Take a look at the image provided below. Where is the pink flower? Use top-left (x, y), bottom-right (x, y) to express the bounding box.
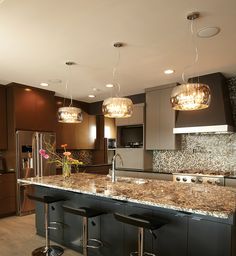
top-left (43, 154), bottom-right (49, 159)
top-left (63, 151), bottom-right (71, 156)
top-left (39, 149), bottom-right (46, 156)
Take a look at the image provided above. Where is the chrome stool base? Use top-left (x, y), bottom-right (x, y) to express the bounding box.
top-left (32, 245), bottom-right (64, 256)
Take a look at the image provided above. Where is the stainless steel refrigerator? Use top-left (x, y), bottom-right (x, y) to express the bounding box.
top-left (16, 130), bottom-right (56, 216)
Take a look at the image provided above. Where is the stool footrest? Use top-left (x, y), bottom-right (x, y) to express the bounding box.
top-left (48, 221), bottom-right (65, 230)
top-left (86, 238), bottom-right (103, 249)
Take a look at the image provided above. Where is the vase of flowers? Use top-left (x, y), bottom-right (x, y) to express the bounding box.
top-left (39, 143), bottom-right (83, 179)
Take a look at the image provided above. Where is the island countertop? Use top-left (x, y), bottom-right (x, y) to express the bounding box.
top-left (18, 173), bottom-right (236, 219)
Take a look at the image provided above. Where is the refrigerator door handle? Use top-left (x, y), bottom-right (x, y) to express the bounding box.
top-left (32, 133), bottom-right (37, 177)
top-left (33, 132), bottom-right (41, 177)
top-left (39, 133), bottom-right (43, 177)
top-left (16, 131), bottom-right (20, 179)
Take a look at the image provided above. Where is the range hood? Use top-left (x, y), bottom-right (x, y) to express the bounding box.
top-left (173, 72), bottom-right (235, 134)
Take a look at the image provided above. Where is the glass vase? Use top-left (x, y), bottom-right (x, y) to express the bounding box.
top-left (62, 162), bottom-right (71, 179)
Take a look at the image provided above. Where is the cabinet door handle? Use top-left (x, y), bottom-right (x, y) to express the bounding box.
top-left (191, 216), bottom-right (202, 221)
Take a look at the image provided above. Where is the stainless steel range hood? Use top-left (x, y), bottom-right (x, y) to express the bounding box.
top-left (173, 72), bottom-right (235, 134)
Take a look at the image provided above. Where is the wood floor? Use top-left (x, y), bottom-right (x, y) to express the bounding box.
top-left (0, 214), bottom-right (81, 256)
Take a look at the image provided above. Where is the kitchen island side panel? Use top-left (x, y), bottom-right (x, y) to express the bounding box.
top-left (34, 185), bottom-right (235, 256)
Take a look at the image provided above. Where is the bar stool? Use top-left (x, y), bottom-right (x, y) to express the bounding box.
top-left (62, 205), bottom-right (105, 256)
top-left (28, 194), bottom-right (65, 256)
top-left (114, 213), bottom-right (167, 256)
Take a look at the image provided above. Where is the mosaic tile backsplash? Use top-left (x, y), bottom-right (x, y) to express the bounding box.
top-left (57, 150), bottom-right (93, 165)
top-left (153, 77), bottom-right (236, 173)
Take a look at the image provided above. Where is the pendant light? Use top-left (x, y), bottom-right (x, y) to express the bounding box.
top-left (102, 42), bottom-right (133, 118)
top-left (58, 62), bottom-right (83, 123)
top-left (170, 12), bottom-right (211, 111)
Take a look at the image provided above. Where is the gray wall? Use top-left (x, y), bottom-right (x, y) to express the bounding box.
top-left (153, 77), bottom-right (236, 173)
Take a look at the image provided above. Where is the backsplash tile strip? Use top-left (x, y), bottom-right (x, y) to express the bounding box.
top-left (153, 77), bottom-right (236, 173)
top-left (56, 150), bottom-right (93, 165)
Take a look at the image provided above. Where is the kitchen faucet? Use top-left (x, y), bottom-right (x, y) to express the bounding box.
top-left (111, 153), bottom-right (123, 183)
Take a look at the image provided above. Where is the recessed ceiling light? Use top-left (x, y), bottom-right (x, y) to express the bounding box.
top-left (197, 27), bottom-right (220, 38)
top-left (40, 82), bottom-right (49, 87)
top-left (24, 88), bottom-right (32, 92)
top-left (88, 94), bottom-right (96, 98)
top-left (92, 88), bottom-right (101, 92)
top-left (164, 69), bottom-right (175, 75)
top-left (106, 84), bottom-right (114, 88)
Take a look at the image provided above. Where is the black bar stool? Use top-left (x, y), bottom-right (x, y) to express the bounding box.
top-left (114, 213), bottom-right (167, 256)
top-left (62, 205), bottom-right (105, 256)
top-left (28, 194), bottom-right (65, 256)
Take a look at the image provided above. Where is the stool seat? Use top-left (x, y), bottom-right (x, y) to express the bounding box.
top-left (27, 194), bottom-right (65, 204)
top-left (114, 213), bottom-right (167, 230)
top-left (62, 205), bottom-right (104, 218)
top-left (63, 205), bottom-right (105, 256)
top-left (114, 213), bottom-right (168, 256)
top-left (27, 194), bottom-right (65, 256)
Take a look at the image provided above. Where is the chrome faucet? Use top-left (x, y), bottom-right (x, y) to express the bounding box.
top-left (111, 153), bottom-right (123, 183)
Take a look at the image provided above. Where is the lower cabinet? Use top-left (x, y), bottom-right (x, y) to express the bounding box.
top-left (153, 210), bottom-right (188, 256)
top-left (0, 172), bottom-right (16, 217)
top-left (188, 217), bottom-right (232, 256)
top-left (34, 187), bottom-right (235, 256)
top-left (99, 199), bottom-right (125, 256)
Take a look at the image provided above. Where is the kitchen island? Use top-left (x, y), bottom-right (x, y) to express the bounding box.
top-left (18, 173), bottom-right (236, 256)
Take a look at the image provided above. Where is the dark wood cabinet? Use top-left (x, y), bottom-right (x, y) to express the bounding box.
top-left (0, 86), bottom-right (7, 149)
top-left (8, 84), bottom-right (56, 132)
top-left (0, 172), bottom-right (16, 217)
top-left (55, 97), bottom-right (96, 149)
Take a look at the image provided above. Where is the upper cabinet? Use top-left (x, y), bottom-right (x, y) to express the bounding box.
top-left (145, 83), bottom-right (179, 150)
top-left (115, 103), bottom-right (144, 126)
top-left (55, 97), bottom-right (96, 149)
top-left (0, 85), bottom-right (7, 150)
top-left (104, 117), bottom-right (116, 139)
top-left (7, 84), bottom-right (56, 132)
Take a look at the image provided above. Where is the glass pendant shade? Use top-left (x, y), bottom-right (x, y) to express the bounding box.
top-left (102, 97), bottom-right (133, 118)
top-left (58, 107), bottom-right (83, 123)
top-left (170, 83), bottom-right (211, 111)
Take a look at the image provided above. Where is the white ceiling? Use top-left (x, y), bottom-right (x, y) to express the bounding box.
top-left (0, 0), bottom-right (235, 102)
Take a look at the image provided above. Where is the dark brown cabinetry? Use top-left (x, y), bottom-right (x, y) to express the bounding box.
top-left (0, 172), bottom-right (16, 217)
top-left (0, 86), bottom-right (7, 149)
top-left (55, 97), bottom-right (96, 149)
top-left (7, 84), bottom-right (56, 132)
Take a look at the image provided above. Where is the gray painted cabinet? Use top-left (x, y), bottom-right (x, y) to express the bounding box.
top-left (145, 83), bottom-right (179, 150)
top-left (188, 217), bottom-right (232, 256)
top-left (34, 186), bottom-right (236, 256)
top-left (115, 103), bottom-right (144, 126)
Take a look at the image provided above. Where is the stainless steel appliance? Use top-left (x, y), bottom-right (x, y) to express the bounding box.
top-left (107, 138), bottom-right (117, 149)
top-left (16, 130), bottom-right (56, 215)
top-left (173, 170), bottom-right (228, 186)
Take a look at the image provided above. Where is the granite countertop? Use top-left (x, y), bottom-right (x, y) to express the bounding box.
top-left (18, 173), bottom-right (236, 219)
